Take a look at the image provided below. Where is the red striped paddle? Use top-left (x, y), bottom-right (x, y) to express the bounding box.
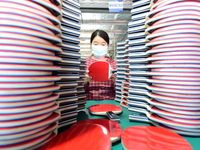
top-left (121, 126), bottom-right (193, 150)
top-left (88, 104), bottom-right (122, 122)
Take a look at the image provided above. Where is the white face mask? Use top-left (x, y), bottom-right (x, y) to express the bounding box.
top-left (92, 45), bottom-right (108, 58)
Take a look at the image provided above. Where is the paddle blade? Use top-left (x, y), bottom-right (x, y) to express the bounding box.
top-left (88, 61), bottom-right (110, 81)
top-left (38, 123), bottom-right (111, 150)
top-left (122, 126), bottom-right (193, 150)
top-left (88, 104), bottom-right (122, 115)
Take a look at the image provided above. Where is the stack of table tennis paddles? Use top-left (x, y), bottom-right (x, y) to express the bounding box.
top-left (54, 0), bottom-right (82, 129)
top-left (115, 40), bottom-right (130, 108)
top-left (126, 0), bottom-right (200, 136)
top-left (0, 0), bottom-right (83, 149)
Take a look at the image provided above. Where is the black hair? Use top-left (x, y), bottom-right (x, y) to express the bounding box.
top-left (90, 29), bottom-right (109, 45)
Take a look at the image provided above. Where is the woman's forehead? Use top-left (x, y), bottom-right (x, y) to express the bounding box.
top-left (92, 36), bottom-right (107, 43)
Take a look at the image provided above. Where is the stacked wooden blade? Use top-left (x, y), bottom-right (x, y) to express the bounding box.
top-left (77, 58), bottom-right (87, 110)
top-left (115, 40), bottom-right (130, 108)
top-left (127, 0), bottom-right (151, 111)
top-left (55, 0), bottom-right (81, 129)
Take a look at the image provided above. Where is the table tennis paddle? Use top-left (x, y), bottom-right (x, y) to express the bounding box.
top-left (0, 26), bottom-right (61, 44)
top-left (0, 94), bottom-right (58, 107)
top-left (130, 63), bottom-right (200, 70)
top-left (0, 39), bottom-right (62, 52)
top-left (129, 49), bottom-right (199, 62)
top-left (129, 106), bottom-right (200, 129)
top-left (128, 92), bottom-right (200, 111)
top-left (1, 0), bottom-right (61, 16)
top-left (0, 50), bottom-right (61, 62)
top-left (0, 103), bottom-right (58, 121)
top-left (0, 122), bottom-right (57, 146)
top-left (0, 112), bottom-right (59, 135)
top-left (88, 104), bottom-right (122, 122)
top-left (148, 7), bottom-right (200, 21)
top-left (0, 32), bottom-right (52, 45)
top-left (127, 69), bottom-right (200, 76)
top-left (0, 132), bottom-right (56, 150)
top-left (146, 20), bottom-right (200, 34)
top-left (146, 36), bottom-right (200, 47)
top-left (0, 81), bottom-right (54, 89)
top-left (0, 1), bottom-right (60, 25)
top-left (37, 123), bottom-right (111, 150)
top-left (121, 126), bottom-right (193, 150)
top-left (148, 5), bottom-right (200, 21)
top-left (61, 8), bottom-right (80, 22)
top-left (152, 50), bottom-right (200, 56)
top-left (27, 0), bottom-right (61, 16)
top-left (151, 1), bottom-right (200, 13)
top-left (147, 8), bottom-right (200, 24)
top-left (0, 69), bottom-right (52, 77)
top-left (0, 85), bottom-right (60, 96)
top-left (0, 76), bottom-right (61, 83)
top-left (129, 113), bottom-right (200, 136)
top-left (0, 112), bottom-right (53, 128)
top-left (129, 87), bottom-right (200, 103)
top-left (0, 122), bottom-right (56, 141)
top-left (147, 46), bottom-right (200, 55)
top-left (0, 63), bottom-right (61, 71)
top-left (0, 45), bottom-right (55, 55)
top-left (129, 81), bottom-right (200, 95)
top-left (128, 100), bottom-right (200, 119)
top-left (71, 119), bottom-right (122, 143)
top-left (62, 2), bottom-right (81, 15)
top-left (129, 93), bottom-right (200, 107)
top-left (63, 0), bottom-right (80, 9)
top-left (0, 7), bottom-right (59, 27)
top-left (0, 57), bottom-right (53, 65)
top-left (88, 61), bottom-right (111, 82)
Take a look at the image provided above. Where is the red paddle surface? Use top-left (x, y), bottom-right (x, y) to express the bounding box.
top-left (71, 119), bottom-right (122, 142)
top-left (88, 104), bottom-right (122, 115)
top-left (38, 123), bottom-right (111, 150)
top-left (122, 126), bottom-right (193, 150)
top-left (88, 61), bottom-right (110, 81)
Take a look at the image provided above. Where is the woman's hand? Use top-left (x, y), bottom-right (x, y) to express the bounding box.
top-left (113, 72), bottom-right (117, 79)
top-left (84, 74), bottom-right (92, 84)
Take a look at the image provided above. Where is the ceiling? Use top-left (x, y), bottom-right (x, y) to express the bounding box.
top-left (79, 0), bottom-right (132, 58)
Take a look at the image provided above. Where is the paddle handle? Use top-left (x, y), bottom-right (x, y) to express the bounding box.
top-left (128, 101), bottom-right (150, 108)
top-left (128, 94), bottom-right (151, 102)
top-left (130, 82), bottom-right (150, 89)
top-left (106, 111), bottom-right (120, 122)
top-left (130, 77), bottom-right (149, 84)
top-left (129, 88), bottom-right (150, 96)
top-left (129, 58), bottom-right (148, 63)
top-left (111, 70), bottom-right (117, 74)
top-left (129, 113), bottom-right (150, 123)
top-left (128, 107), bottom-right (151, 115)
top-left (129, 113), bottom-right (159, 127)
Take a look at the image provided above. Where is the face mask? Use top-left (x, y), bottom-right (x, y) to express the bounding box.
top-left (92, 45), bottom-right (108, 58)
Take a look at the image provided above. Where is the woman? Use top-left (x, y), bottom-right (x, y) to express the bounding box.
top-left (84, 29), bottom-right (117, 100)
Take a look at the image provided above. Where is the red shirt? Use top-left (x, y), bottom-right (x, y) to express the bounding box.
top-left (85, 56), bottom-right (117, 100)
